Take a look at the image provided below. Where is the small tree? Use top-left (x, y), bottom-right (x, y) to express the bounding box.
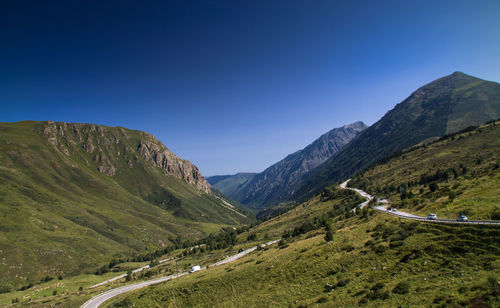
top-left (278, 239), bottom-right (288, 249)
top-left (325, 224), bottom-right (334, 242)
top-left (125, 270), bottom-right (133, 282)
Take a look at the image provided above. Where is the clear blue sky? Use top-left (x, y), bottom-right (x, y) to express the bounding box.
top-left (1, 1), bottom-right (499, 176)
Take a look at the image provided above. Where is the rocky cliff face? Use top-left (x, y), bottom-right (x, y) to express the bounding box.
top-left (215, 121), bottom-right (367, 209)
top-left (136, 133), bottom-right (211, 193)
top-left (41, 121), bottom-right (211, 193)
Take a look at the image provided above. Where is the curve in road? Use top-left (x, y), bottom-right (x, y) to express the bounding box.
top-left (340, 179), bottom-right (500, 226)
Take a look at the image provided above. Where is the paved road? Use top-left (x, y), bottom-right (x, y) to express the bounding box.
top-left (81, 239), bottom-right (280, 308)
top-left (340, 179), bottom-right (373, 209)
top-left (88, 257), bottom-right (172, 289)
top-left (340, 179), bottom-right (500, 225)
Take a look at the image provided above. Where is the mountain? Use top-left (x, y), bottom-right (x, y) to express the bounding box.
top-left (207, 173), bottom-right (257, 197)
top-left (213, 122), bottom-right (367, 209)
top-left (348, 119), bottom-right (500, 219)
top-left (293, 72), bottom-right (500, 202)
top-left (105, 121), bottom-right (500, 308)
top-left (0, 121), bottom-right (249, 288)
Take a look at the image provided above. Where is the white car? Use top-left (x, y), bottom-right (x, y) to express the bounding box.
top-left (391, 208), bottom-right (397, 212)
top-left (427, 213), bottom-right (437, 220)
top-left (189, 265), bottom-right (201, 273)
top-left (456, 215), bottom-right (468, 222)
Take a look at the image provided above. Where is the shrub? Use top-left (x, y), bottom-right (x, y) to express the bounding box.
top-left (392, 281), bottom-right (410, 294)
top-left (341, 244), bottom-right (355, 252)
top-left (371, 282), bottom-right (385, 291)
top-left (374, 245), bottom-right (386, 254)
top-left (0, 285), bottom-right (10, 294)
top-left (247, 233), bottom-right (257, 241)
top-left (278, 239), bottom-right (288, 249)
top-left (366, 290), bottom-right (390, 300)
top-left (317, 296), bottom-right (329, 303)
top-left (336, 279), bottom-right (350, 288)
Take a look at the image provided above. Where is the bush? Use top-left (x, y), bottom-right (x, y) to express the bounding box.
top-left (366, 289), bottom-right (390, 300)
top-left (374, 245), bottom-right (386, 254)
top-left (371, 282), bottom-right (385, 291)
top-left (317, 296), bottom-right (329, 303)
top-left (392, 281), bottom-right (410, 294)
top-left (341, 244), bottom-right (355, 252)
top-left (491, 211), bottom-right (500, 220)
top-left (278, 239), bottom-right (288, 249)
top-left (0, 285), bottom-right (11, 294)
top-left (336, 279), bottom-right (350, 288)
top-left (247, 233), bottom-right (257, 241)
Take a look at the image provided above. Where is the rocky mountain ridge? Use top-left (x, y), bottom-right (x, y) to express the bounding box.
top-left (292, 71), bottom-right (500, 202)
top-left (210, 121), bottom-right (367, 209)
top-left (41, 121), bottom-right (211, 193)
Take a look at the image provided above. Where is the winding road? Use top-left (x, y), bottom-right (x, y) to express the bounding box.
top-left (81, 239), bottom-right (279, 308)
top-left (340, 179), bottom-right (500, 225)
top-left (82, 179), bottom-right (498, 307)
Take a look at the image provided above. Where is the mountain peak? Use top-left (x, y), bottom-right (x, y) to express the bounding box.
top-left (343, 121), bottom-right (368, 130)
top-left (435, 71), bottom-right (482, 85)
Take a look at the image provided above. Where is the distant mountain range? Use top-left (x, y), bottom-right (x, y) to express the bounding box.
top-left (211, 72), bottom-right (500, 212)
top-left (292, 72), bottom-right (500, 202)
top-left (0, 121), bottom-right (249, 287)
top-left (207, 173), bottom-right (257, 197)
top-left (207, 121), bottom-right (367, 209)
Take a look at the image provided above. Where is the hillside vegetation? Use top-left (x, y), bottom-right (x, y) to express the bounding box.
top-left (107, 206), bottom-right (499, 307)
top-left (294, 72), bottom-right (500, 202)
top-left (104, 118), bottom-right (500, 308)
top-left (0, 121), bottom-right (249, 291)
top-left (350, 120), bottom-right (500, 220)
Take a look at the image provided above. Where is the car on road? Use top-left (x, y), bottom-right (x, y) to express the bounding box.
top-left (456, 214), bottom-right (468, 222)
top-left (427, 213), bottom-right (437, 220)
top-left (189, 265), bottom-right (201, 273)
top-left (391, 208), bottom-right (397, 212)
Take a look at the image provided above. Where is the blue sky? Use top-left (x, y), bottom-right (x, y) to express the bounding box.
top-left (1, 0), bottom-right (500, 176)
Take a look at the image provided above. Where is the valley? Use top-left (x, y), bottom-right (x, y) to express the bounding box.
top-left (1, 73), bottom-right (499, 308)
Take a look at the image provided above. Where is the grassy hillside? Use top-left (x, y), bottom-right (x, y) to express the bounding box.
top-left (349, 120), bottom-right (500, 220)
top-left (107, 206), bottom-right (499, 308)
top-left (0, 121), bottom-right (250, 291)
top-left (102, 120), bottom-right (500, 307)
top-left (294, 72), bottom-right (500, 203)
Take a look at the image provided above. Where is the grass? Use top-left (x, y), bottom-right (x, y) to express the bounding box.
top-left (0, 121), bottom-right (251, 291)
top-left (105, 213), bottom-right (499, 307)
top-left (350, 120), bottom-right (500, 220)
top-left (100, 122), bottom-right (500, 307)
top-left (0, 237), bottom-right (270, 307)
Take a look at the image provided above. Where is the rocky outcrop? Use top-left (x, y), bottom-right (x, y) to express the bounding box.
top-left (41, 121), bottom-right (211, 193)
top-left (137, 134), bottom-right (211, 193)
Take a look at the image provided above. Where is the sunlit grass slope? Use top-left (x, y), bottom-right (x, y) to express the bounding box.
top-left (350, 120), bottom-right (500, 220)
top-left (107, 213), bottom-right (499, 307)
top-left (0, 121), bottom-right (250, 291)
